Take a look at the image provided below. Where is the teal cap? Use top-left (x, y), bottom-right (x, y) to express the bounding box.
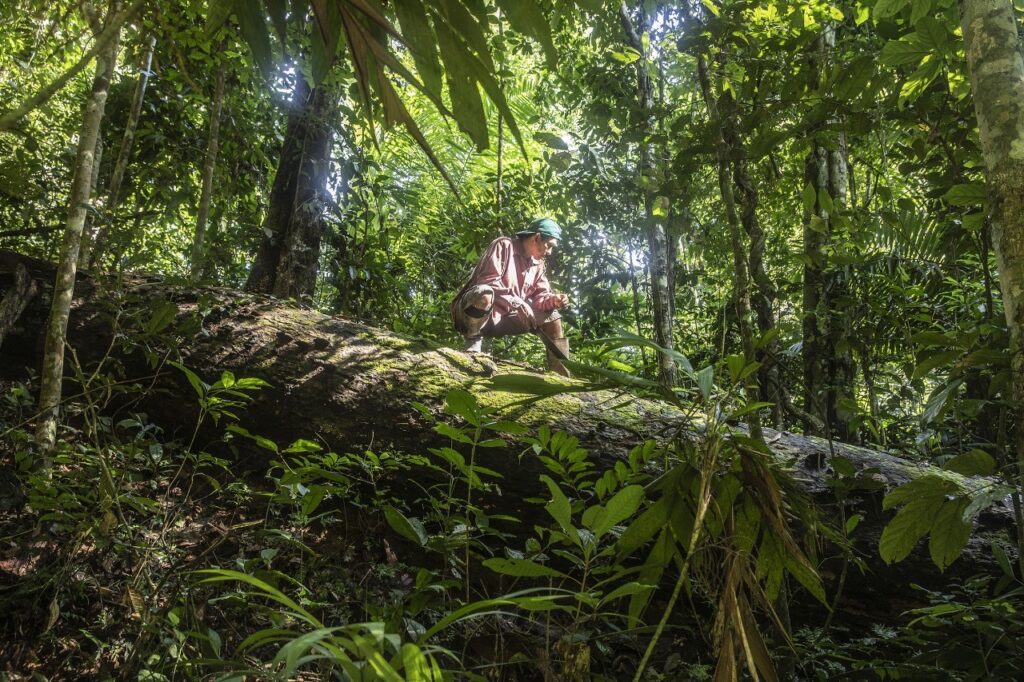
top-left (516, 217), bottom-right (562, 241)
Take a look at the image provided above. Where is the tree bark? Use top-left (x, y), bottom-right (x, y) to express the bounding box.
top-left (34, 1), bottom-right (122, 454)
top-left (246, 75), bottom-right (335, 300)
top-left (802, 28), bottom-right (856, 442)
top-left (84, 32), bottom-right (156, 269)
top-left (271, 86), bottom-right (335, 300)
top-left (696, 53), bottom-right (763, 441)
top-left (961, 0), bottom-right (1024, 522)
top-left (619, 2), bottom-right (676, 388)
top-left (191, 58), bottom-right (227, 281)
top-left (0, 249), bottom-right (1013, 625)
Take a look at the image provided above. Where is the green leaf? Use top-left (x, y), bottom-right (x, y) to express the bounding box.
top-left (444, 388), bottom-right (480, 424)
top-left (234, 0), bottom-right (275, 81)
top-left (434, 422), bottom-right (474, 444)
top-left (170, 360), bottom-right (208, 399)
top-left (488, 373), bottom-right (583, 396)
top-left (883, 474), bottom-right (955, 510)
top-left (921, 377), bottom-right (964, 424)
top-left (433, 20), bottom-right (488, 149)
top-left (915, 16), bottom-right (948, 54)
top-left (944, 182), bottom-right (987, 207)
top-left (589, 485), bottom-right (644, 538)
top-left (384, 505), bottom-right (428, 546)
top-left (610, 49), bottom-right (640, 64)
top-left (226, 424), bottom-right (279, 453)
top-left (540, 475), bottom-right (575, 538)
top-left (874, 0), bottom-right (909, 20)
top-left (928, 499), bottom-right (971, 570)
top-left (944, 449), bottom-right (996, 476)
top-left (696, 365), bottom-right (714, 400)
top-left (879, 38), bottom-right (929, 66)
top-left (802, 182), bottom-right (816, 213)
top-left (598, 581), bottom-right (654, 606)
top-left (618, 497), bottom-right (669, 556)
top-left (495, 0), bottom-right (557, 68)
top-left (393, 0), bottom-right (443, 101)
top-left (912, 350), bottom-right (961, 380)
top-left (880, 499), bottom-right (935, 563)
top-left (145, 300), bottom-right (178, 334)
top-left (483, 557), bottom-right (568, 578)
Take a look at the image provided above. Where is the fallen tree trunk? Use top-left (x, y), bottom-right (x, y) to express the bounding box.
top-left (0, 250), bottom-right (1014, 626)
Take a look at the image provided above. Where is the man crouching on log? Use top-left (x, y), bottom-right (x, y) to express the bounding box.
top-left (451, 218), bottom-right (572, 377)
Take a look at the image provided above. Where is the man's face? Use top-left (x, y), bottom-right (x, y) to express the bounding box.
top-left (527, 233), bottom-right (558, 259)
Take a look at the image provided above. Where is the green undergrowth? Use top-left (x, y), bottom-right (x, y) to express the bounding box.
top-left (1, 323), bottom-right (1023, 681)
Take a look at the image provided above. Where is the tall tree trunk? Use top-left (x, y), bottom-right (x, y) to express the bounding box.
top-left (271, 86), bottom-right (335, 300)
top-left (34, 0), bottom-right (122, 454)
top-left (960, 0), bottom-right (1024, 529)
top-left (619, 1), bottom-right (676, 388)
top-left (802, 28), bottom-right (856, 442)
top-left (84, 32), bottom-right (156, 269)
top-left (191, 58), bottom-right (227, 280)
top-left (696, 53), bottom-right (763, 441)
top-left (246, 74), bottom-right (311, 294)
top-left (721, 90), bottom-right (785, 429)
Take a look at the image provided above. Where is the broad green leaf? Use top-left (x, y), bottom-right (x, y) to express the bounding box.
top-left (944, 182), bottom-right (987, 206)
top-left (879, 38), bottom-right (929, 66)
top-left (598, 581), bottom-right (654, 606)
top-left (912, 350), bottom-right (960, 380)
top-left (921, 377), bottom-right (964, 424)
top-left (879, 499), bottom-right (935, 563)
top-left (915, 16), bottom-right (948, 54)
top-left (444, 388), bottom-right (479, 423)
top-left (384, 505), bottom-right (428, 546)
top-left (802, 182), bottom-right (816, 213)
top-left (589, 485), bottom-right (644, 538)
top-left (618, 496), bottom-right (669, 556)
top-left (928, 499), bottom-right (971, 570)
top-left (943, 449), bottom-right (995, 476)
top-left (696, 365), bottom-right (714, 399)
top-left (883, 474), bottom-right (955, 510)
top-left (483, 557), bottom-right (568, 578)
top-left (145, 300), bottom-right (177, 334)
top-left (434, 422), bottom-right (474, 444)
top-left (874, 0), bottom-right (909, 20)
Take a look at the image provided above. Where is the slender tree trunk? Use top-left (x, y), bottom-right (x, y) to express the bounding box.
top-left (191, 58), bottom-right (227, 280)
top-left (802, 28), bottom-right (856, 441)
top-left (84, 32), bottom-right (156, 269)
top-left (35, 1), bottom-right (122, 454)
top-left (619, 1), bottom-right (676, 388)
top-left (696, 53), bottom-right (762, 440)
top-left (721, 91), bottom-right (784, 429)
top-left (960, 0), bottom-right (1024, 526)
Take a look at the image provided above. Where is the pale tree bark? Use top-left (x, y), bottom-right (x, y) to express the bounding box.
top-left (696, 53), bottom-right (762, 441)
top-left (83, 32), bottom-right (156, 269)
top-left (619, 1), bottom-right (676, 388)
top-left (961, 0), bottom-right (1024, 512)
top-left (35, 0), bottom-right (123, 454)
top-left (0, 0), bottom-right (142, 132)
top-left (191, 58), bottom-right (227, 280)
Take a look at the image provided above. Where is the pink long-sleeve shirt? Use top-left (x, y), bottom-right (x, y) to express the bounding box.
top-left (452, 236), bottom-right (560, 331)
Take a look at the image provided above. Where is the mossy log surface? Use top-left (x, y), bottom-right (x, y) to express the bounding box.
top-left (0, 250), bottom-right (1013, 624)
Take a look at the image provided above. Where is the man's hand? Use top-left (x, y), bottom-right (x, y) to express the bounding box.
top-left (510, 296), bottom-right (537, 328)
top-left (554, 293), bottom-right (570, 309)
